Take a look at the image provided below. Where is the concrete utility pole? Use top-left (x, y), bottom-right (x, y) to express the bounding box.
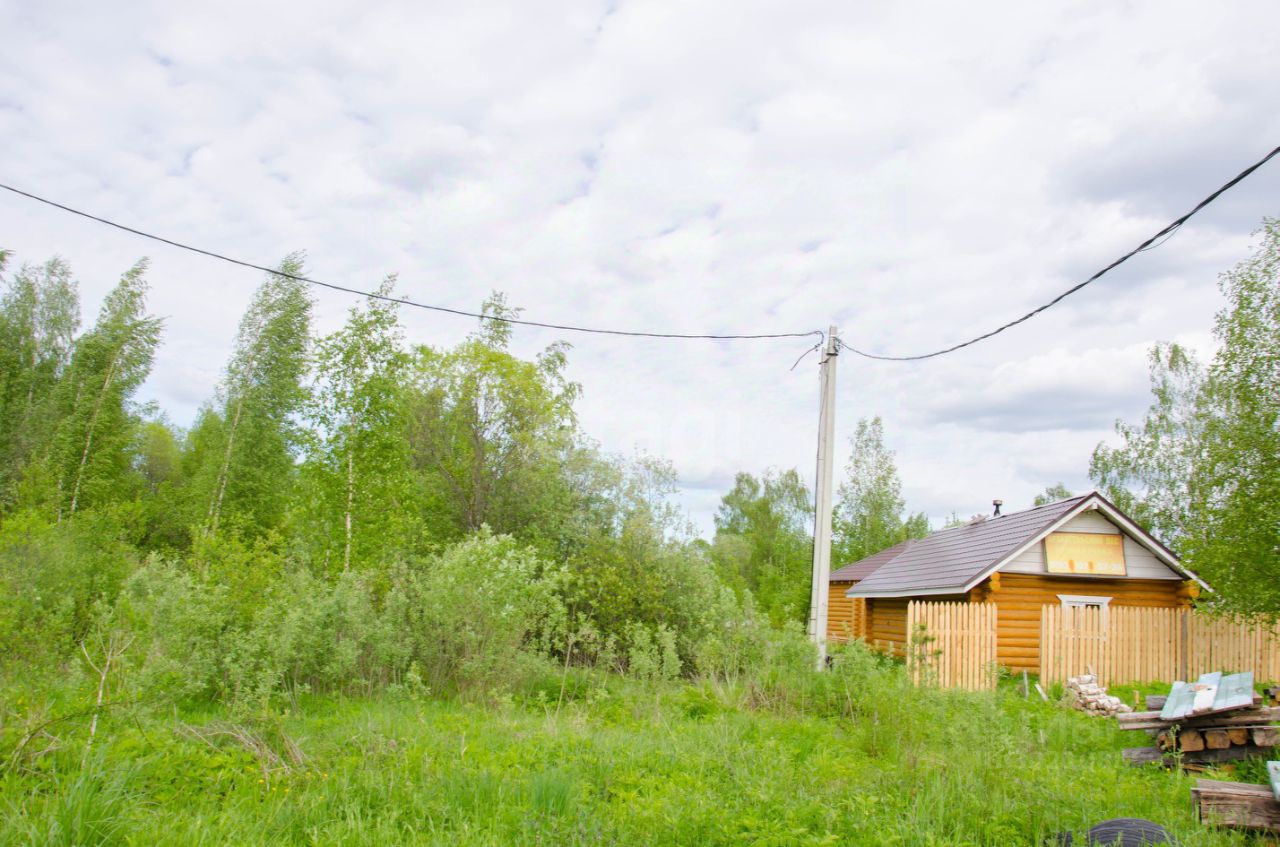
top-left (807, 325), bottom-right (838, 668)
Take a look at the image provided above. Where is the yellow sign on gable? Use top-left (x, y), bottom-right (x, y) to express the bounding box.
top-left (1045, 532), bottom-right (1126, 576)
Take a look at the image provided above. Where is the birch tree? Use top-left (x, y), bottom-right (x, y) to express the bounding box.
top-left (1090, 219), bottom-right (1279, 616)
top-left (1187, 219), bottom-right (1280, 615)
top-left (832, 417), bottom-right (929, 564)
top-left (1089, 343), bottom-right (1207, 547)
top-left (188, 256), bottom-right (312, 536)
top-left (0, 257), bottom-right (80, 505)
top-left (45, 260), bottom-right (161, 518)
top-left (302, 278), bottom-right (415, 571)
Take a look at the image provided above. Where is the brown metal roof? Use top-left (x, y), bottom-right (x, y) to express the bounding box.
top-left (829, 539), bottom-right (913, 582)
top-left (846, 495), bottom-right (1091, 597)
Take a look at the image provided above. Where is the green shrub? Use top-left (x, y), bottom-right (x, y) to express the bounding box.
top-left (0, 510), bottom-right (139, 667)
top-left (116, 529), bottom-right (565, 709)
top-left (398, 529), bottom-right (563, 696)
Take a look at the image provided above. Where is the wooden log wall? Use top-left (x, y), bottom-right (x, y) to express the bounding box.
top-left (1041, 605), bottom-right (1280, 685)
top-left (975, 573), bottom-right (1188, 673)
top-left (867, 597), bottom-right (909, 657)
top-left (826, 582), bottom-right (862, 642)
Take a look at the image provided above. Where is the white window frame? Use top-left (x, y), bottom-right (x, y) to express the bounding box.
top-left (1057, 594), bottom-right (1113, 626)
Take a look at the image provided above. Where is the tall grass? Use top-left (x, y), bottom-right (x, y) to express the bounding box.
top-left (0, 649), bottom-right (1250, 846)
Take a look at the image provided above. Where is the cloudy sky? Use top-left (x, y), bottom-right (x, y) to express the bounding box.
top-left (2, 0), bottom-right (1278, 535)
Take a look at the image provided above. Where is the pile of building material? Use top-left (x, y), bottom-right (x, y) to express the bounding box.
top-left (1119, 672), bottom-right (1280, 767)
top-left (1190, 762), bottom-right (1280, 834)
top-left (1066, 673), bottom-right (1132, 717)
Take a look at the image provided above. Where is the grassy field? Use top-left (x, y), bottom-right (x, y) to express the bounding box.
top-left (1, 667), bottom-right (1268, 847)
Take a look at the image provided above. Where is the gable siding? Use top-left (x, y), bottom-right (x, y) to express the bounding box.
top-left (998, 510), bottom-right (1181, 580)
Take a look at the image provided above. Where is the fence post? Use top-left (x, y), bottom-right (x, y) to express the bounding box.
top-left (1180, 609), bottom-right (1190, 682)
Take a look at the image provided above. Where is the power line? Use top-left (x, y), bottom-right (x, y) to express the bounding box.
top-left (0, 181), bottom-right (821, 343)
top-left (6, 142), bottom-right (1277, 356)
top-left (839, 143), bottom-right (1280, 362)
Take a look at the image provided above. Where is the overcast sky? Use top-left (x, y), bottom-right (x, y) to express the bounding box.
top-left (2, 1), bottom-right (1278, 536)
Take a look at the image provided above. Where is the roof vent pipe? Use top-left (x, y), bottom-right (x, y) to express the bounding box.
top-left (992, 499), bottom-right (1003, 517)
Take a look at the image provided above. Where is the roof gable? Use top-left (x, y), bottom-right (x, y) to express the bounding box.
top-left (844, 492), bottom-right (1206, 598)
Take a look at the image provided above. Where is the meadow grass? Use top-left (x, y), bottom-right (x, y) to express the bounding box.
top-left (0, 670), bottom-right (1263, 846)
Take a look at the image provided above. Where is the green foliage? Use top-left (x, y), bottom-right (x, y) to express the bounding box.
top-left (1092, 220), bottom-right (1279, 616)
top-left (833, 417), bottom-right (929, 564)
top-left (117, 530), bottom-right (563, 709)
top-left (300, 278), bottom-right (417, 572)
top-left (0, 257), bottom-right (79, 508)
top-left (623, 622), bottom-right (682, 681)
top-left (1032, 482), bottom-right (1073, 507)
top-left (396, 529), bottom-right (563, 695)
top-left (3, 758), bottom-right (137, 846)
top-left (405, 293), bottom-right (580, 545)
top-left (185, 256), bottom-right (312, 537)
top-left (1183, 219), bottom-right (1280, 615)
top-left (710, 469), bottom-right (812, 625)
top-left (132, 418), bottom-right (190, 550)
top-left (0, 664), bottom-right (1239, 846)
top-left (0, 509), bottom-right (139, 664)
top-left (39, 261), bottom-right (162, 519)
top-left (561, 455), bottom-right (735, 668)
top-left (1090, 342), bottom-right (1206, 547)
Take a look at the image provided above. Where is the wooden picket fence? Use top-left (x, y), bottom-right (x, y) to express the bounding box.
top-left (1040, 605), bottom-right (1280, 685)
top-left (905, 601), bottom-right (998, 690)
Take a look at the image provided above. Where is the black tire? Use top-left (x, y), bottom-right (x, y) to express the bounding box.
top-left (1084, 818), bottom-right (1179, 846)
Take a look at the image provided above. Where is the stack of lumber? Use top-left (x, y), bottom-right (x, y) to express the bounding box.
top-left (1066, 673), bottom-right (1131, 717)
top-left (1118, 672), bottom-right (1280, 767)
top-left (1191, 763), bottom-right (1280, 834)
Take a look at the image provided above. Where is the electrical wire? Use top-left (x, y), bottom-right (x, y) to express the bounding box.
top-left (789, 334), bottom-right (825, 371)
top-left (6, 141), bottom-right (1276, 356)
top-left (0, 181), bottom-right (821, 343)
top-left (838, 143), bottom-right (1280, 362)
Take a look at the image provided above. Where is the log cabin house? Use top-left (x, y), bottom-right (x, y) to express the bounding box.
top-left (827, 492), bottom-right (1209, 673)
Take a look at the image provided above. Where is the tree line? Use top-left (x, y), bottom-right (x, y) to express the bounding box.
top-left (0, 246), bottom-right (935, 705)
top-left (0, 217), bottom-right (1273, 706)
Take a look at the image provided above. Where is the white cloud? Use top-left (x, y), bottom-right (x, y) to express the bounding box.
top-left (1, 0), bottom-right (1277, 535)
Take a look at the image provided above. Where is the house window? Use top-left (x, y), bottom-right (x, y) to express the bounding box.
top-left (1057, 594), bottom-right (1113, 626)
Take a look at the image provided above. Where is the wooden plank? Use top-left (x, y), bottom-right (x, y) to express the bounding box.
top-left (1183, 744), bottom-right (1278, 765)
top-left (1116, 705), bottom-right (1280, 732)
top-left (1127, 745), bottom-right (1280, 768)
top-left (1193, 779), bottom-right (1280, 832)
top-left (1122, 747), bottom-right (1163, 765)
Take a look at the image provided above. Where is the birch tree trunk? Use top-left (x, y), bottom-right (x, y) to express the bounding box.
top-left (344, 449), bottom-right (354, 571)
top-left (208, 390), bottom-right (245, 534)
top-left (68, 352), bottom-right (120, 517)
